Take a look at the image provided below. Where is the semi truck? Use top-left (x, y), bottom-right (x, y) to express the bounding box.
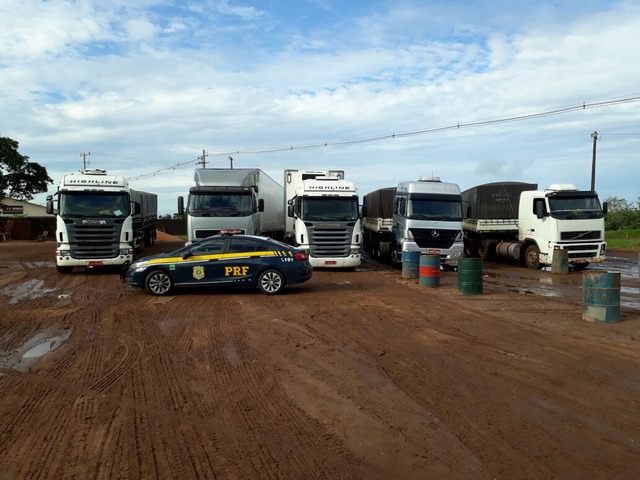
top-left (284, 169), bottom-right (361, 268)
top-left (362, 176), bottom-right (464, 269)
top-left (46, 169), bottom-right (158, 273)
top-left (178, 168), bottom-right (284, 245)
top-left (462, 182), bottom-right (607, 270)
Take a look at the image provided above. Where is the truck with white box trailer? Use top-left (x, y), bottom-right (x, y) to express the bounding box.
top-left (46, 169), bottom-right (157, 273)
top-left (178, 168), bottom-right (284, 245)
top-left (362, 176), bottom-right (464, 269)
top-left (284, 169), bottom-right (361, 268)
top-left (462, 182), bottom-right (607, 270)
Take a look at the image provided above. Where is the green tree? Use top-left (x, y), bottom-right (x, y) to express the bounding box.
top-left (0, 136), bottom-right (53, 206)
top-left (604, 196), bottom-right (640, 230)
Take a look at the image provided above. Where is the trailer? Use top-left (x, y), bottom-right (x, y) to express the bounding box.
top-left (46, 169), bottom-right (158, 273)
top-left (178, 168), bottom-right (284, 245)
top-left (462, 182), bottom-right (607, 269)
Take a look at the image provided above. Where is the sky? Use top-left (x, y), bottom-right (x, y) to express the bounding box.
top-left (1, 0), bottom-right (639, 215)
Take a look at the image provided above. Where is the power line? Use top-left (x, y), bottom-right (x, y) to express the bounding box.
top-left (130, 94), bottom-right (640, 181)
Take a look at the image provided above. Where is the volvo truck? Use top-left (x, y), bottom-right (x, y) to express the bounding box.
top-left (46, 169), bottom-right (157, 273)
top-left (178, 168), bottom-right (284, 245)
top-left (284, 169), bottom-right (361, 268)
top-left (462, 182), bottom-right (607, 270)
top-left (362, 177), bottom-right (464, 269)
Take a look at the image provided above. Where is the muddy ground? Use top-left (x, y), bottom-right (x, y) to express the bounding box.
top-left (1, 235), bottom-right (639, 480)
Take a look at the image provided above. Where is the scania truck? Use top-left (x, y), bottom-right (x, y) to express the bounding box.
top-left (284, 169), bottom-right (361, 268)
top-left (462, 182), bottom-right (607, 270)
top-left (362, 177), bottom-right (464, 269)
top-left (178, 168), bottom-right (284, 245)
top-left (46, 169), bottom-right (157, 273)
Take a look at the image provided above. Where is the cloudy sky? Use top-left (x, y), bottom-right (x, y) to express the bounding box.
top-left (2, 0), bottom-right (639, 215)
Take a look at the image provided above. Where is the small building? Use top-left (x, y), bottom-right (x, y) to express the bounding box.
top-left (1, 197), bottom-right (54, 240)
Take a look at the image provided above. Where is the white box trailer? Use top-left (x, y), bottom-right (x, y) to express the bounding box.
top-left (178, 168), bottom-right (284, 244)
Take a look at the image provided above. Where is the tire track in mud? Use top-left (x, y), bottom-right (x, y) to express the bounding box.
top-left (176, 294), bottom-right (374, 480)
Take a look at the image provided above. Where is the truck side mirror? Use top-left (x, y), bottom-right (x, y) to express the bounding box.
top-left (602, 201), bottom-right (608, 215)
top-left (133, 202), bottom-right (141, 215)
top-left (287, 204), bottom-right (294, 218)
top-left (534, 201), bottom-right (545, 219)
top-left (466, 205), bottom-right (472, 219)
top-left (361, 205), bottom-right (368, 217)
top-left (258, 198), bottom-right (265, 212)
top-left (46, 196), bottom-right (54, 215)
top-left (178, 196), bottom-right (184, 215)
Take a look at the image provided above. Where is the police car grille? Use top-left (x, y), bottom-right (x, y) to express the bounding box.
top-left (68, 224), bottom-right (121, 259)
top-left (409, 228), bottom-right (457, 249)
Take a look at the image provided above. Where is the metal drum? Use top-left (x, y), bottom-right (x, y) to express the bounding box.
top-left (458, 257), bottom-right (483, 295)
top-left (551, 249), bottom-right (569, 274)
top-left (419, 254), bottom-right (440, 288)
top-left (401, 251), bottom-right (420, 279)
top-left (582, 271), bottom-right (621, 323)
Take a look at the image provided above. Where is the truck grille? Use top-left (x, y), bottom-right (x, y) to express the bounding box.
top-left (560, 231), bottom-right (602, 241)
top-left (67, 221), bottom-right (122, 259)
top-left (562, 244), bottom-right (601, 259)
top-left (305, 222), bottom-right (354, 258)
top-left (409, 228), bottom-right (458, 249)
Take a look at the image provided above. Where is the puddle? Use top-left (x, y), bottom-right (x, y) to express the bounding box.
top-left (0, 328), bottom-right (73, 372)
top-left (0, 279), bottom-right (57, 304)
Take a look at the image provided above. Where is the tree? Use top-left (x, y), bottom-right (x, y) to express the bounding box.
top-left (0, 136), bottom-right (53, 207)
top-left (604, 196), bottom-right (640, 231)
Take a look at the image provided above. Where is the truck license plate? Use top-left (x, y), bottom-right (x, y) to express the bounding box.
top-left (88, 261), bottom-right (103, 266)
top-left (428, 249), bottom-right (441, 254)
top-left (324, 260), bottom-right (337, 265)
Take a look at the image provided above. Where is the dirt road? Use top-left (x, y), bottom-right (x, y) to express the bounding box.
top-left (1, 238), bottom-right (639, 479)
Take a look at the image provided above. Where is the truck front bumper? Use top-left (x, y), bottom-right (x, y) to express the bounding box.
top-left (310, 253), bottom-right (361, 268)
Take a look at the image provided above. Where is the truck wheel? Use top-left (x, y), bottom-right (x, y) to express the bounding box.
top-left (257, 269), bottom-right (285, 295)
top-left (145, 269), bottom-right (173, 295)
top-left (56, 265), bottom-right (73, 274)
top-left (523, 244), bottom-right (541, 269)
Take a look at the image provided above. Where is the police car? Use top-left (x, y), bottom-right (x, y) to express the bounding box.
top-left (120, 234), bottom-right (312, 296)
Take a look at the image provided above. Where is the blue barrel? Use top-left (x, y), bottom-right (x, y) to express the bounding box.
top-left (401, 251), bottom-right (420, 279)
top-left (458, 257), bottom-right (483, 295)
top-left (419, 254), bottom-right (440, 287)
top-left (551, 249), bottom-right (569, 275)
top-left (582, 271), bottom-right (620, 323)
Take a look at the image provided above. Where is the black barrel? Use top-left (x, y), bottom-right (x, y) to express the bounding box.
top-left (551, 249), bottom-right (569, 274)
top-left (458, 257), bottom-right (483, 295)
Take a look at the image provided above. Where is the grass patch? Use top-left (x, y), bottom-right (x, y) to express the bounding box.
top-left (606, 229), bottom-right (640, 252)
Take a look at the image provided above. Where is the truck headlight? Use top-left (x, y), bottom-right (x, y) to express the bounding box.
top-left (120, 248), bottom-right (133, 255)
top-left (350, 248), bottom-right (360, 255)
top-left (57, 250), bottom-right (70, 256)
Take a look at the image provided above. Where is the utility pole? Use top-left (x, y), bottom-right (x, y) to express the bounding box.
top-left (198, 149), bottom-right (208, 168)
top-left (81, 152), bottom-right (90, 172)
top-left (228, 156), bottom-right (234, 169)
top-left (590, 131), bottom-right (598, 192)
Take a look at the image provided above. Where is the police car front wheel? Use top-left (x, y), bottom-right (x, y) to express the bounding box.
top-left (258, 269), bottom-right (285, 295)
top-left (145, 269), bottom-right (173, 296)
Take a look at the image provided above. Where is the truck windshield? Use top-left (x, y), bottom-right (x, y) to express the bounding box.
top-left (188, 193), bottom-right (253, 217)
top-left (59, 192), bottom-right (129, 217)
top-left (408, 195), bottom-right (462, 221)
top-left (548, 196), bottom-right (604, 219)
top-left (301, 197), bottom-right (359, 221)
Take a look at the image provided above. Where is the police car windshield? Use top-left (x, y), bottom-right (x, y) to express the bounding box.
top-left (59, 192), bottom-right (129, 217)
